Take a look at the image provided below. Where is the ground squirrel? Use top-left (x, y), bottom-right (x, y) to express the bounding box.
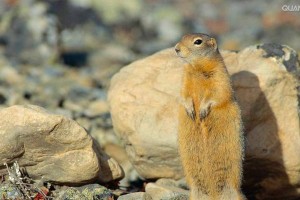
top-left (175, 33), bottom-right (245, 200)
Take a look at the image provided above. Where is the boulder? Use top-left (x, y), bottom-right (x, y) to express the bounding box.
top-left (0, 105), bottom-right (123, 184)
top-left (108, 44), bottom-right (300, 198)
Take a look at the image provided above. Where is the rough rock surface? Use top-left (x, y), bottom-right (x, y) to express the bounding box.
top-left (54, 184), bottom-right (113, 200)
top-left (118, 179), bottom-right (188, 200)
top-left (109, 45), bottom-right (300, 198)
top-left (118, 192), bottom-right (152, 200)
top-left (0, 105), bottom-right (123, 184)
top-left (0, 182), bottom-right (23, 200)
top-left (145, 179), bottom-right (189, 200)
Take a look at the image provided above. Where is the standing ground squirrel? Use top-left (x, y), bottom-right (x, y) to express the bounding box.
top-left (175, 33), bottom-right (245, 200)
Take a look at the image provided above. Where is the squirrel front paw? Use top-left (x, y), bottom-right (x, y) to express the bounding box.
top-left (183, 97), bottom-right (196, 120)
top-left (200, 107), bottom-right (209, 120)
top-left (186, 106), bottom-right (196, 120)
top-left (199, 101), bottom-right (214, 120)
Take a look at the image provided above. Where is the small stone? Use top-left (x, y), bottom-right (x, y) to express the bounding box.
top-left (145, 182), bottom-right (189, 200)
top-left (0, 183), bottom-right (23, 200)
top-left (3, 1), bottom-right (59, 65)
top-left (118, 192), bottom-right (152, 200)
top-left (83, 100), bottom-right (110, 118)
top-left (0, 65), bottom-right (24, 85)
top-left (55, 184), bottom-right (113, 200)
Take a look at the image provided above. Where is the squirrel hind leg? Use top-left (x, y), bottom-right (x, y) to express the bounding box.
top-left (219, 186), bottom-right (246, 200)
top-left (189, 188), bottom-right (210, 200)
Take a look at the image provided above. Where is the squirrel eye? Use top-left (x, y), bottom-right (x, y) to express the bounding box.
top-left (194, 39), bottom-right (202, 45)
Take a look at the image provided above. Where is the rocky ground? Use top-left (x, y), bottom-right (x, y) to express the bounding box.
top-left (0, 0), bottom-right (299, 199)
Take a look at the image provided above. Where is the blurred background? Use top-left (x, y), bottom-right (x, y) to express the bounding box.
top-left (0, 0), bottom-right (299, 191)
top-left (0, 0), bottom-right (299, 67)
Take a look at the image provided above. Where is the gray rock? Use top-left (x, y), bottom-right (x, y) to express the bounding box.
top-left (55, 184), bottom-right (113, 200)
top-left (145, 182), bottom-right (189, 200)
top-left (0, 183), bottom-right (23, 200)
top-left (2, 1), bottom-right (58, 65)
top-left (156, 179), bottom-right (189, 191)
top-left (118, 192), bottom-right (152, 200)
top-left (91, 0), bottom-right (143, 24)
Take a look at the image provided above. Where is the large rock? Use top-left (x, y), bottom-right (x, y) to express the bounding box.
top-left (0, 105), bottom-right (123, 184)
top-left (108, 44), bottom-right (300, 198)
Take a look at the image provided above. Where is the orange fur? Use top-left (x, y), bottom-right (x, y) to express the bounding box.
top-left (175, 34), bottom-right (245, 200)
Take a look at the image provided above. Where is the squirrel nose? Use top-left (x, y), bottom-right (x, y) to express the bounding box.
top-left (175, 48), bottom-right (180, 53)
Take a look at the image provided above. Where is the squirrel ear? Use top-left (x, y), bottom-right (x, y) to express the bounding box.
top-left (208, 38), bottom-right (217, 50)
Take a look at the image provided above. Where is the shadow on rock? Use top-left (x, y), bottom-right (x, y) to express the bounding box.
top-left (232, 71), bottom-right (299, 200)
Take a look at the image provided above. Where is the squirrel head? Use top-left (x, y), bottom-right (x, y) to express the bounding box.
top-left (175, 33), bottom-right (219, 65)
